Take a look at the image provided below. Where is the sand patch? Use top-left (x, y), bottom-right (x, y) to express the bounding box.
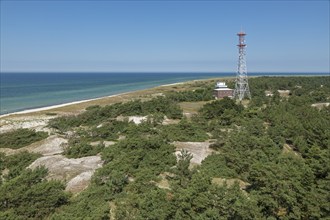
top-left (282, 144), bottom-right (301, 157)
top-left (65, 171), bottom-right (94, 194)
top-left (278, 90), bottom-right (290, 97)
top-left (28, 155), bottom-right (103, 193)
top-left (0, 115), bottom-right (55, 134)
top-left (128, 116), bottom-right (147, 124)
top-left (90, 141), bottom-right (116, 147)
top-left (27, 135), bottom-right (67, 156)
top-left (116, 115), bottom-right (147, 124)
top-left (173, 141), bottom-right (213, 165)
top-left (162, 116), bottom-right (180, 125)
top-left (311, 102), bottom-right (330, 109)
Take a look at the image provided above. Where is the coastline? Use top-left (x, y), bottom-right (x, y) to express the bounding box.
top-left (1, 74), bottom-right (327, 119)
top-left (1, 73), bottom-right (328, 119)
top-left (0, 81), bottom-right (187, 119)
top-left (0, 93), bottom-right (127, 119)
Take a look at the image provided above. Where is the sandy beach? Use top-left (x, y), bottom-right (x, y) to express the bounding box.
top-left (0, 93), bottom-right (128, 119)
top-left (0, 81), bottom-right (190, 119)
top-left (1, 74), bottom-right (320, 119)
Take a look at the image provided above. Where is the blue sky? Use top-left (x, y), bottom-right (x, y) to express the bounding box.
top-left (1, 1), bottom-right (329, 73)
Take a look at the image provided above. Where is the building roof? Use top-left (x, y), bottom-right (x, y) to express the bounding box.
top-left (215, 82), bottom-right (228, 88)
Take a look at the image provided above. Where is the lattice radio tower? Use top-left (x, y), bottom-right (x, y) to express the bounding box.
top-left (234, 31), bottom-right (251, 101)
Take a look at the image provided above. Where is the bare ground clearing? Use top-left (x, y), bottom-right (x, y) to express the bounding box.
top-left (28, 155), bottom-right (103, 194)
top-left (0, 115), bottom-right (56, 134)
top-left (179, 101), bottom-right (209, 115)
top-left (173, 141), bottom-right (214, 165)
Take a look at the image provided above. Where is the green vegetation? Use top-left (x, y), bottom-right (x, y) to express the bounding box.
top-left (166, 87), bottom-right (214, 102)
top-left (1, 151), bottom-right (41, 181)
top-left (0, 167), bottom-right (69, 219)
top-left (49, 186), bottom-right (109, 219)
top-left (1, 76), bottom-right (329, 219)
top-left (49, 96), bottom-right (183, 132)
top-left (160, 118), bottom-right (209, 142)
top-left (0, 129), bottom-right (48, 149)
top-left (0, 152), bottom-right (68, 219)
top-left (0, 153), bottom-right (5, 185)
top-left (71, 119), bottom-right (131, 143)
top-left (64, 139), bottom-right (105, 158)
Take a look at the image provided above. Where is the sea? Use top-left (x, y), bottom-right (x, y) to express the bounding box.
top-left (0, 72), bottom-right (328, 115)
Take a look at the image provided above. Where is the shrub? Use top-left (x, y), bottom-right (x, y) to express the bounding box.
top-left (2, 151), bottom-right (41, 180)
top-left (64, 140), bottom-right (104, 158)
top-left (160, 118), bottom-right (209, 142)
top-left (0, 167), bottom-right (69, 219)
top-left (0, 129), bottom-right (48, 149)
top-left (199, 97), bottom-right (243, 120)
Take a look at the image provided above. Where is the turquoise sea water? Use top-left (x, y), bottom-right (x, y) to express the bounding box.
top-left (0, 72), bottom-right (328, 115)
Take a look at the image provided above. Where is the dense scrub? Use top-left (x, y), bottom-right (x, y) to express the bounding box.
top-left (0, 151), bottom-right (41, 181)
top-left (0, 152), bottom-right (68, 219)
top-left (248, 76), bottom-right (330, 107)
top-left (49, 96), bottom-right (183, 132)
top-left (64, 140), bottom-right (105, 158)
top-left (0, 167), bottom-right (69, 219)
top-left (2, 76), bottom-right (329, 219)
top-left (0, 129), bottom-right (48, 149)
top-left (160, 118), bottom-right (209, 142)
top-left (166, 87), bottom-right (214, 102)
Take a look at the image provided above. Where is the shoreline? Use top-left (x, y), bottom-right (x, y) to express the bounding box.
top-left (0, 93), bottom-right (125, 119)
top-left (1, 74), bottom-right (327, 119)
top-left (0, 82), bottom-right (187, 119)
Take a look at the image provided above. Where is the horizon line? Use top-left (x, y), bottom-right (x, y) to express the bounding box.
top-left (1, 71), bottom-right (329, 74)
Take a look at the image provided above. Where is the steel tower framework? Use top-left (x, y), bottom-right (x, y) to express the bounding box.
top-left (234, 31), bottom-right (251, 101)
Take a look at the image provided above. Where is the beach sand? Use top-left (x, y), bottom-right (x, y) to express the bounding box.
top-left (0, 83), bottom-right (176, 119)
top-left (0, 79), bottom-right (222, 119)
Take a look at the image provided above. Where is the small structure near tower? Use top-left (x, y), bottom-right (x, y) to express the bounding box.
top-left (234, 31), bottom-right (251, 101)
top-left (213, 82), bottom-right (234, 99)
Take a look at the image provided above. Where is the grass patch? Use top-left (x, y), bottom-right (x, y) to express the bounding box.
top-left (179, 101), bottom-right (210, 114)
top-left (45, 112), bottom-right (58, 116)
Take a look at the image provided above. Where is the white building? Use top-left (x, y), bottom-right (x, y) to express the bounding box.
top-left (213, 82), bottom-right (234, 99)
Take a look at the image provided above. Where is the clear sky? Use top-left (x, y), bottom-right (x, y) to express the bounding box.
top-left (1, 0), bottom-right (329, 73)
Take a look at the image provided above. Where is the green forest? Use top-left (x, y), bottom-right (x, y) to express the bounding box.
top-left (0, 76), bottom-right (329, 219)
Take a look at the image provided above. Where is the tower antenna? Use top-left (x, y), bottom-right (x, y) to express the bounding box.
top-left (234, 30), bottom-right (251, 101)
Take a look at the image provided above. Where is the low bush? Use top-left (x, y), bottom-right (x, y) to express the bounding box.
top-left (64, 140), bottom-right (104, 158)
top-left (2, 151), bottom-right (41, 180)
top-left (0, 129), bottom-right (48, 149)
top-left (160, 118), bottom-right (209, 142)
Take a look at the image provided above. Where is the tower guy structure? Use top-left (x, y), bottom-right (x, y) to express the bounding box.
top-left (234, 31), bottom-right (251, 101)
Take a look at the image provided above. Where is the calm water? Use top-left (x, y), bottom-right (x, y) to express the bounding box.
top-left (0, 72), bottom-right (328, 115)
